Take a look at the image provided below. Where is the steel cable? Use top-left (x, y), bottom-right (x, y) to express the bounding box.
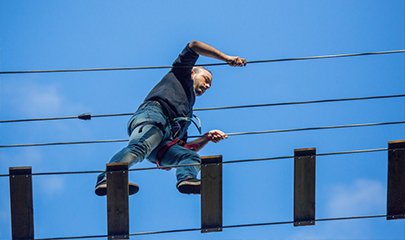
top-left (33, 214), bottom-right (391, 240)
top-left (1, 94), bottom-right (404, 124)
top-left (202, 120), bottom-right (405, 138)
top-left (1, 49), bottom-right (404, 75)
top-left (0, 147), bottom-right (395, 178)
top-left (1, 120), bottom-right (403, 149)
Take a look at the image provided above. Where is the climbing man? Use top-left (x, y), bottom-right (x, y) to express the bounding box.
top-left (95, 40), bottom-right (246, 195)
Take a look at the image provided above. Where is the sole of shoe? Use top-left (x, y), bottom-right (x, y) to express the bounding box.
top-left (95, 183), bottom-right (107, 196)
top-left (129, 182), bottom-right (140, 195)
top-left (177, 181), bottom-right (201, 195)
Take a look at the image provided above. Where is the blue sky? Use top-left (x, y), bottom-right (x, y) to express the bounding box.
top-left (1, 1), bottom-right (404, 239)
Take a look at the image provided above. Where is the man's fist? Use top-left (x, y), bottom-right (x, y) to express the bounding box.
top-left (206, 130), bottom-right (228, 143)
top-left (226, 56), bottom-right (247, 67)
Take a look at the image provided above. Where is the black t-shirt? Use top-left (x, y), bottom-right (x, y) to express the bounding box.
top-left (144, 44), bottom-right (199, 121)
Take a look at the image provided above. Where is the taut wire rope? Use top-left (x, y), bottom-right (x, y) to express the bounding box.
top-left (1, 120), bottom-right (403, 149)
top-left (0, 49), bottom-right (404, 74)
top-left (1, 146), bottom-right (400, 178)
top-left (1, 94), bottom-right (404, 124)
top-left (33, 214), bottom-right (391, 240)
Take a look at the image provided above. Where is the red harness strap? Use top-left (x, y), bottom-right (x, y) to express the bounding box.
top-left (183, 143), bottom-right (199, 151)
top-left (156, 138), bottom-right (200, 170)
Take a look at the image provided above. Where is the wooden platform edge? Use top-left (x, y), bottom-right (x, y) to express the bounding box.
top-left (201, 155), bottom-right (223, 233)
top-left (294, 148), bottom-right (316, 227)
top-left (9, 166), bottom-right (34, 239)
top-left (107, 163), bottom-right (130, 239)
top-left (387, 140), bottom-right (405, 220)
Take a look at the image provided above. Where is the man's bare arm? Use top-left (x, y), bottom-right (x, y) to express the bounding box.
top-left (187, 129), bottom-right (228, 152)
top-left (188, 40), bottom-right (246, 67)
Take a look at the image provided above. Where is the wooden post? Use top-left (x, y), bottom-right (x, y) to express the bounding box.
top-left (107, 163), bottom-right (129, 239)
top-left (387, 140), bottom-right (405, 220)
top-left (294, 148), bottom-right (316, 226)
top-left (9, 167), bottom-right (34, 240)
top-left (201, 155), bottom-right (223, 233)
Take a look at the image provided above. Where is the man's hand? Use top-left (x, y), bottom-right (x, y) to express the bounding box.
top-left (206, 130), bottom-right (228, 143)
top-left (189, 41), bottom-right (247, 67)
top-left (226, 56), bottom-right (247, 67)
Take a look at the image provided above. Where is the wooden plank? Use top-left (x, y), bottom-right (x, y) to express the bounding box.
top-left (107, 163), bottom-right (129, 239)
top-left (9, 167), bottom-right (34, 240)
top-left (387, 140), bottom-right (405, 220)
top-left (294, 148), bottom-right (316, 226)
top-left (201, 155), bottom-right (223, 233)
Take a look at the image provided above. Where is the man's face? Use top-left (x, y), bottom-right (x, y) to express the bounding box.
top-left (192, 69), bottom-right (212, 96)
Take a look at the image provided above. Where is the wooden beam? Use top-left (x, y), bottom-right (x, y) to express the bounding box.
top-left (107, 163), bottom-right (129, 239)
top-left (387, 140), bottom-right (405, 220)
top-left (294, 148), bottom-right (316, 226)
top-left (9, 167), bottom-right (34, 240)
top-left (201, 155), bottom-right (223, 233)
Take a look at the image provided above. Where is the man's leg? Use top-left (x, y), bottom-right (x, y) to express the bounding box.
top-left (95, 103), bottom-right (167, 196)
top-left (155, 144), bottom-right (201, 194)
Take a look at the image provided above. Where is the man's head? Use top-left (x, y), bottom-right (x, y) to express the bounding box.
top-left (191, 66), bottom-right (212, 96)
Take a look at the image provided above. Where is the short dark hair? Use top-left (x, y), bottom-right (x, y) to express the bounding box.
top-left (192, 66), bottom-right (212, 75)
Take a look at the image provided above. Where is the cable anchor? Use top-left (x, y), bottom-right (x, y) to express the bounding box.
top-left (78, 113), bottom-right (91, 120)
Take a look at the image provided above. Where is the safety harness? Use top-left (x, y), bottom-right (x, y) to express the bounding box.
top-left (171, 114), bottom-right (202, 138)
top-left (155, 115), bottom-right (208, 170)
top-left (135, 101), bottom-right (210, 170)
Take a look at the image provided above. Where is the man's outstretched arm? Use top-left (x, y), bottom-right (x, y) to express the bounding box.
top-left (188, 40), bottom-right (247, 67)
top-left (186, 129), bottom-right (228, 152)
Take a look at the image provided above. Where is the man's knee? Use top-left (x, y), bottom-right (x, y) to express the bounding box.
top-left (127, 125), bottom-right (163, 156)
top-left (179, 149), bottom-right (201, 163)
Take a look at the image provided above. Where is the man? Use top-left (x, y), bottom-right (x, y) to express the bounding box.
top-left (95, 40), bottom-right (246, 195)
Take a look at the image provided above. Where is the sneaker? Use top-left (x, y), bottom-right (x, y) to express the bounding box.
top-left (176, 177), bottom-right (201, 195)
top-left (128, 182), bottom-right (140, 195)
top-left (94, 180), bottom-right (139, 196)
